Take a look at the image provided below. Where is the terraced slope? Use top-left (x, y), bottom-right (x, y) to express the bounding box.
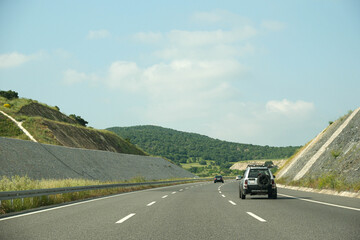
top-left (0, 97), bottom-right (146, 156)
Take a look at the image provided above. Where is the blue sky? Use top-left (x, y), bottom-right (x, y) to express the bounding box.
top-left (1, 0), bottom-right (359, 146)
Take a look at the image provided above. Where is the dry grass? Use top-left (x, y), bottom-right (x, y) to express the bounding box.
top-left (277, 173), bottom-right (360, 193)
top-left (0, 176), bottom-right (199, 214)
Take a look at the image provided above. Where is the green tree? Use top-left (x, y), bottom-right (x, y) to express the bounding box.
top-left (264, 161), bottom-right (274, 167)
top-left (0, 90), bottom-right (19, 99)
top-left (199, 159), bottom-right (207, 165)
top-left (69, 114), bottom-right (88, 127)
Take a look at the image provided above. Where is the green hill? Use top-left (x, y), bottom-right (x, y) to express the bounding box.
top-left (107, 125), bottom-right (300, 167)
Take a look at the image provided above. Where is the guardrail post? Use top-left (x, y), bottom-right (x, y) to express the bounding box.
top-left (21, 198), bottom-right (24, 206)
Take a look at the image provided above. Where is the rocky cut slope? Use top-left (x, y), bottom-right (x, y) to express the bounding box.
top-left (277, 107), bottom-right (360, 191)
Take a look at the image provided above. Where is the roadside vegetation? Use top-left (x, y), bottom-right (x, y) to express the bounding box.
top-left (0, 175), bottom-right (203, 215)
top-left (277, 173), bottom-right (360, 193)
top-left (181, 159), bottom-right (243, 177)
top-left (0, 114), bottom-right (29, 140)
top-left (183, 158), bottom-right (281, 177)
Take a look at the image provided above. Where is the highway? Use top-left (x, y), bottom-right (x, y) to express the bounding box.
top-left (1, 180), bottom-right (359, 240)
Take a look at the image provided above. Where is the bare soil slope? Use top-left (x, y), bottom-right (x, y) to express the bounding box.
top-left (18, 102), bottom-right (77, 124)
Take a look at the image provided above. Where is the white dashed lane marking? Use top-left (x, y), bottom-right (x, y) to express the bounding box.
top-left (162, 195), bottom-right (168, 199)
top-left (116, 213), bottom-right (136, 224)
top-left (229, 200), bottom-right (236, 206)
top-left (147, 201), bottom-right (156, 206)
top-left (247, 212), bottom-right (266, 222)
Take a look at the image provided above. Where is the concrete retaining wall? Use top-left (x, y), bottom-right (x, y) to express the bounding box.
top-left (0, 137), bottom-right (196, 181)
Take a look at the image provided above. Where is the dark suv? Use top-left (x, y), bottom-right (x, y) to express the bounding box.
top-left (239, 165), bottom-right (277, 199)
top-left (214, 175), bottom-right (224, 183)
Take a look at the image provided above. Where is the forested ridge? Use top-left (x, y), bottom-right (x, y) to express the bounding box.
top-left (107, 125), bottom-right (300, 166)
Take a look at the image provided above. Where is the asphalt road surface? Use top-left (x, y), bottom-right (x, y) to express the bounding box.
top-left (1, 181), bottom-right (359, 240)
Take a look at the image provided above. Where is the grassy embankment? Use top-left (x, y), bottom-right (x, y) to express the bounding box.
top-left (276, 174), bottom-right (360, 193)
top-left (0, 97), bottom-right (58, 143)
top-left (0, 175), bottom-right (202, 215)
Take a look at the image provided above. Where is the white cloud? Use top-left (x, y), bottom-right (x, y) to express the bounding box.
top-left (64, 12), bottom-right (301, 145)
top-left (261, 20), bottom-right (286, 31)
top-left (87, 30), bottom-right (111, 39)
top-left (63, 69), bottom-right (98, 85)
top-left (0, 52), bottom-right (40, 69)
top-left (196, 100), bottom-right (316, 146)
top-left (135, 28), bottom-right (257, 61)
top-left (107, 61), bottom-right (142, 90)
top-left (266, 99), bottom-right (315, 117)
top-left (104, 58), bottom-right (246, 97)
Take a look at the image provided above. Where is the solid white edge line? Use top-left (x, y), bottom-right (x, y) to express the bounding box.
top-left (278, 193), bottom-right (360, 212)
top-left (147, 201), bottom-right (156, 206)
top-left (0, 182), bottom-right (204, 222)
top-left (229, 200), bottom-right (236, 205)
top-left (247, 212), bottom-right (267, 222)
top-left (116, 213), bottom-right (136, 224)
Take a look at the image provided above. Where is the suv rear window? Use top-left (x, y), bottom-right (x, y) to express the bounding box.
top-left (248, 169), bottom-right (270, 178)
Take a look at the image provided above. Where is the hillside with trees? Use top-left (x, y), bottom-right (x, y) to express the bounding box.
top-left (0, 90), bottom-right (147, 156)
top-left (107, 125), bottom-right (300, 168)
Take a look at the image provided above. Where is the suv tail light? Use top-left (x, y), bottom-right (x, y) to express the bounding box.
top-left (272, 179), bottom-right (276, 189)
top-left (244, 179), bottom-right (248, 189)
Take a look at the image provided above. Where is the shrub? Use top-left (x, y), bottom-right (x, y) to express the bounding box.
top-left (199, 160), bottom-right (207, 165)
top-left (69, 114), bottom-right (88, 126)
top-left (0, 90), bottom-right (19, 100)
top-left (331, 150), bottom-right (341, 159)
top-left (264, 160), bottom-right (274, 167)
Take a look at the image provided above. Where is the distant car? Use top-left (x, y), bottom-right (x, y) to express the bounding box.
top-left (239, 165), bottom-right (277, 199)
top-left (236, 175), bottom-right (241, 180)
top-left (214, 175), bottom-right (224, 183)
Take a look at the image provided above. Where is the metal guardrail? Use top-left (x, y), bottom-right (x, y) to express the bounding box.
top-left (0, 179), bottom-right (209, 201)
